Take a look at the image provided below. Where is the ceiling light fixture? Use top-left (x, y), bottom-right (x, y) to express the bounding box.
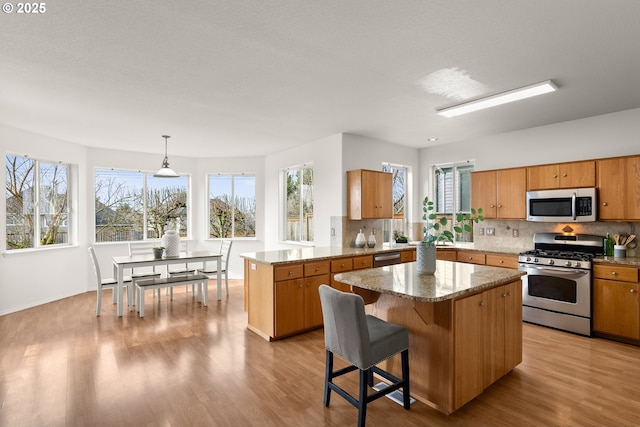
top-left (436, 80), bottom-right (558, 118)
top-left (153, 135), bottom-right (179, 178)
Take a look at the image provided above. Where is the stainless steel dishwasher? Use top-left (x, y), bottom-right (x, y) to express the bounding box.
top-left (372, 251), bottom-right (402, 267)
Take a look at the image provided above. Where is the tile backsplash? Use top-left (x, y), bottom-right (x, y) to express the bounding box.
top-left (332, 216), bottom-right (639, 257)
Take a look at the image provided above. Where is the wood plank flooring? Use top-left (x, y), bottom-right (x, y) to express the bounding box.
top-left (2, 280), bottom-right (640, 426)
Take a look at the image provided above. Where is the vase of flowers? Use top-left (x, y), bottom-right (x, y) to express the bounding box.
top-left (417, 196), bottom-right (484, 274)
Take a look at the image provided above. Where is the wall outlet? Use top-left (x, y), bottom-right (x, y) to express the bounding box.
top-left (486, 228), bottom-right (495, 236)
top-left (331, 228), bottom-right (335, 237)
top-left (478, 228), bottom-right (484, 235)
top-left (512, 229), bottom-right (519, 238)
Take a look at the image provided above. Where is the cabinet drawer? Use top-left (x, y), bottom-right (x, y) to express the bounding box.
top-left (437, 250), bottom-right (457, 261)
top-left (352, 255), bottom-right (373, 270)
top-left (486, 254), bottom-right (518, 269)
top-left (304, 261), bottom-right (330, 277)
top-left (274, 264), bottom-right (304, 281)
top-left (331, 258), bottom-right (353, 273)
top-left (594, 264), bottom-right (639, 283)
top-left (400, 250), bottom-right (414, 263)
top-left (457, 250), bottom-right (486, 265)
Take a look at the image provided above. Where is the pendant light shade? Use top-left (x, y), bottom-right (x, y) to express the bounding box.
top-left (154, 135), bottom-right (179, 178)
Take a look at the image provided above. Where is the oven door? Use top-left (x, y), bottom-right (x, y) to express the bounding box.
top-left (521, 265), bottom-right (591, 318)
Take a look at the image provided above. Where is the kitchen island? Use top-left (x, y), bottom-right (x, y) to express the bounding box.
top-left (334, 260), bottom-right (525, 414)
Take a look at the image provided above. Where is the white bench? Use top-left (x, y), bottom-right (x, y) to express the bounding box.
top-left (135, 273), bottom-right (209, 317)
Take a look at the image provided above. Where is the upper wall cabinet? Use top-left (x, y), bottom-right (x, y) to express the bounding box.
top-left (597, 155), bottom-right (640, 221)
top-left (347, 169), bottom-right (392, 220)
top-left (471, 168), bottom-right (527, 219)
top-left (527, 160), bottom-right (596, 190)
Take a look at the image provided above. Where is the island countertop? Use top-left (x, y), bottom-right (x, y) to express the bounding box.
top-left (334, 260), bottom-right (525, 303)
top-left (240, 245), bottom-right (414, 265)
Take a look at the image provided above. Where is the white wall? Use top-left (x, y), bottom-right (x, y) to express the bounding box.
top-left (418, 107), bottom-right (640, 219)
top-left (1, 126), bottom-right (89, 315)
top-left (264, 134), bottom-right (343, 249)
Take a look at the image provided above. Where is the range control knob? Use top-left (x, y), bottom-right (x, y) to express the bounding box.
top-left (564, 261), bottom-right (572, 267)
top-left (533, 258), bottom-right (539, 263)
top-left (548, 259), bottom-right (555, 265)
top-left (575, 262), bottom-right (581, 268)
top-left (526, 257), bottom-right (532, 262)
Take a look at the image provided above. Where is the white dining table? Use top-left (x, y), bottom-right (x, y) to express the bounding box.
top-left (112, 250), bottom-right (222, 317)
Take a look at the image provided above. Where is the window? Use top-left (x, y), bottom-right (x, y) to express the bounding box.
top-left (94, 169), bottom-right (188, 242)
top-left (434, 162), bottom-right (474, 241)
top-left (283, 165), bottom-right (313, 243)
top-left (382, 163), bottom-right (409, 242)
top-left (208, 174), bottom-right (256, 238)
top-left (6, 155), bottom-right (70, 250)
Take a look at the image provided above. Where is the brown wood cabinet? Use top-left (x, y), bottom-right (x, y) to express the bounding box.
top-left (527, 160), bottom-right (595, 190)
top-left (454, 281), bottom-right (522, 408)
top-left (486, 253), bottom-right (519, 269)
top-left (274, 261), bottom-right (329, 338)
top-left (593, 263), bottom-right (640, 340)
top-left (597, 155), bottom-right (640, 221)
top-left (347, 169), bottom-right (393, 219)
top-left (436, 249), bottom-right (457, 261)
top-left (456, 250), bottom-right (486, 265)
top-left (471, 168), bottom-right (526, 219)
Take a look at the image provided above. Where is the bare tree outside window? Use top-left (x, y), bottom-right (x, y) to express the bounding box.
top-left (209, 174), bottom-right (256, 238)
top-left (94, 169), bottom-right (188, 241)
top-left (5, 155), bottom-right (70, 250)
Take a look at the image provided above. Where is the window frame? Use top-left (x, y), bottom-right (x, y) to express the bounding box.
top-left (433, 161), bottom-right (475, 242)
top-left (281, 163), bottom-right (314, 245)
top-left (93, 167), bottom-right (190, 243)
top-left (382, 162), bottom-right (410, 243)
top-left (206, 172), bottom-right (257, 240)
top-left (5, 154), bottom-right (74, 252)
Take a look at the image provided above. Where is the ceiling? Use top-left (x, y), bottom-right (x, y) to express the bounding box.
top-left (2, 1), bottom-right (640, 158)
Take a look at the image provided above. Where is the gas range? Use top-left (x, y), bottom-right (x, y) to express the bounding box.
top-left (519, 232), bottom-right (604, 336)
top-left (518, 233), bottom-right (603, 270)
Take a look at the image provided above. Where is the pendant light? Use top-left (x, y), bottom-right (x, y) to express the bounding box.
top-left (154, 135), bottom-right (179, 178)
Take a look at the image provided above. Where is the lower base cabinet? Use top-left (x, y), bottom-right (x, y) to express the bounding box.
top-left (593, 263), bottom-right (640, 341)
top-left (454, 281), bottom-right (522, 408)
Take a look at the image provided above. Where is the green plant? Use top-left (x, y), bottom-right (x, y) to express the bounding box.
top-left (422, 196), bottom-right (484, 245)
top-left (393, 230), bottom-right (408, 242)
top-left (152, 246), bottom-right (165, 250)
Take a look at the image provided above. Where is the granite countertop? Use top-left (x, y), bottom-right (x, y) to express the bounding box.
top-left (334, 260), bottom-right (525, 303)
top-left (594, 255), bottom-right (640, 267)
top-left (240, 245), bottom-right (415, 265)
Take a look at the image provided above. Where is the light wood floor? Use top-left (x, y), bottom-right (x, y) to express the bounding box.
top-left (2, 280), bottom-right (640, 426)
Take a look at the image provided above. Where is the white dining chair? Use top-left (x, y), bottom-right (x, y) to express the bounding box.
top-left (128, 241), bottom-right (162, 300)
top-left (88, 246), bottom-right (132, 316)
top-left (199, 240), bottom-right (233, 295)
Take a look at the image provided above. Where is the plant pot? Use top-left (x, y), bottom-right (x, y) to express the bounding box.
top-left (152, 248), bottom-right (164, 259)
top-left (416, 243), bottom-right (436, 274)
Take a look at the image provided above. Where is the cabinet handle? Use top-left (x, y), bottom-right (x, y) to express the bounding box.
top-left (498, 204), bottom-right (503, 208)
top-left (499, 260), bottom-right (504, 264)
top-left (602, 202), bottom-right (608, 206)
top-left (479, 301), bottom-right (485, 306)
top-left (562, 173), bottom-right (567, 177)
top-left (468, 256), bottom-right (473, 260)
top-left (490, 204), bottom-right (496, 208)
top-left (298, 284), bottom-right (303, 288)
top-left (315, 267), bottom-right (319, 271)
top-left (612, 271), bottom-right (618, 276)
top-left (502, 293), bottom-right (507, 297)
top-left (553, 174), bottom-right (558, 178)
top-left (508, 292), bottom-right (512, 296)
top-left (631, 289), bottom-right (637, 293)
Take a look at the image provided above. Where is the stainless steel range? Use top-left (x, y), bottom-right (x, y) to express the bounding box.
top-left (518, 233), bottom-right (603, 336)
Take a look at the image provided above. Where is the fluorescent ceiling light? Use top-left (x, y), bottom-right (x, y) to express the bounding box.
top-left (436, 80), bottom-right (558, 118)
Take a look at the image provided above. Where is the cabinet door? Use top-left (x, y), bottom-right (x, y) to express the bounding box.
top-left (503, 281), bottom-right (523, 373)
top-left (596, 157), bottom-right (640, 220)
top-left (497, 168), bottom-right (526, 219)
top-left (593, 279), bottom-right (640, 339)
top-left (471, 170), bottom-right (497, 219)
top-left (376, 171), bottom-right (393, 218)
top-left (527, 164), bottom-right (559, 190)
top-left (483, 286), bottom-right (505, 387)
top-left (560, 160), bottom-right (595, 188)
top-left (486, 254), bottom-right (519, 269)
top-left (361, 170), bottom-right (379, 218)
top-left (454, 293), bottom-right (484, 408)
top-left (304, 274), bottom-right (329, 329)
top-left (457, 250), bottom-right (486, 265)
top-left (274, 278), bottom-right (304, 337)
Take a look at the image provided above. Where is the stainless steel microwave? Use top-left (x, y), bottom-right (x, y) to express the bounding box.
top-left (526, 188), bottom-right (597, 222)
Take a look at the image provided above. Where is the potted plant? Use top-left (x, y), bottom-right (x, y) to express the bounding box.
top-left (393, 230), bottom-right (409, 244)
top-left (417, 196), bottom-right (484, 274)
top-left (152, 246), bottom-right (165, 259)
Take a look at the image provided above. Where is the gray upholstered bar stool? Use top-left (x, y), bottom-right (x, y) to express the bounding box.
top-left (318, 285), bottom-right (410, 427)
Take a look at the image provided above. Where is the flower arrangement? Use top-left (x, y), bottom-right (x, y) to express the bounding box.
top-left (422, 196), bottom-right (484, 245)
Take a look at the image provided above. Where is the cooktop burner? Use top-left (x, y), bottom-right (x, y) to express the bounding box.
top-left (519, 249), bottom-right (595, 261)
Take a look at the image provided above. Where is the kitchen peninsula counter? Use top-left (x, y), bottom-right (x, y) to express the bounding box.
top-left (334, 261), bottom-right (525, 415)
top-left (240, 245), bottom-right (415, 265)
